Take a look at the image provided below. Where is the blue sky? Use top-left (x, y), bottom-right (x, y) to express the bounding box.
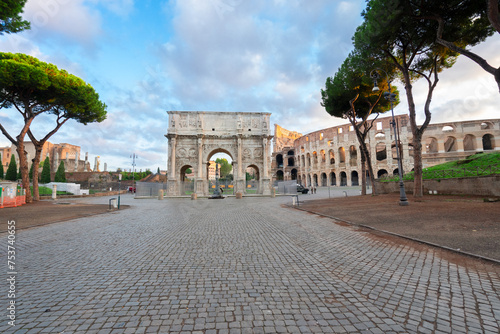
top-left (1, 0), bottom-right (499, 171)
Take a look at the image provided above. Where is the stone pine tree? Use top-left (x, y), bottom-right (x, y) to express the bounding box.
top-left (321, 51), bottom-right (399, 196)
top-left (5, 155), bottom-right (17, 181)
top-left (407, 0), bottom-right (499, 92)
top-left (354, 0), bottom-right (458, 197)
top-left (0, 53), bottom-right (107, 202)
top-left (54, 161), bottom-right (66, 182)
top-left (0, 154), bottom-right (3, 179)
top-left (0, 0), bottom-right (31, 35)
top-left (40, 157), bottom-right (51, 184)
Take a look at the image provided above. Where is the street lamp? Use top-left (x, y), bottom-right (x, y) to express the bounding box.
top-left (370, 69), bottom-right (409, 206)
top-left (130, 153), bottom-right (137, 195)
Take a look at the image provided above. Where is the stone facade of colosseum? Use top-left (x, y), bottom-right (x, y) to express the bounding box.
top-left (272, 115), bottom-right (499, 187)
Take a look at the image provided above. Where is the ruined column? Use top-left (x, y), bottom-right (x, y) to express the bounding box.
top-left (54, 151), bottom-right (59, 173)
top-left (85, 152), bottom-right (89, 172)
top-left (65, 153), bottom-right (69, 172)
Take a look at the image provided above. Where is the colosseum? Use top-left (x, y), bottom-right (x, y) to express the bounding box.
top-left (272, 115), bottom-right (499, 187)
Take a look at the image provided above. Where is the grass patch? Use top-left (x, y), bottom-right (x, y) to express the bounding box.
top-left (382, 151), bottom-right (500, 182)
top-left (34, 186), bottom-right (72, 196)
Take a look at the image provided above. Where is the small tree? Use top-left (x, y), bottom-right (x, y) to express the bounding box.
top-left (40, 157), bottom-right (51, 184)
top-left (5, 155), bottom-right (17, 181)
top-left (215, 158), bottom-right (232, 178)
top-left (54, 161), bottom-right (66, 182)
top-left (0, 154), bottom-right (3, 179)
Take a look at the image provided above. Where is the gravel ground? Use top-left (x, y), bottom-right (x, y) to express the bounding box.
top-left (297, 192), bottom-right (500, 262)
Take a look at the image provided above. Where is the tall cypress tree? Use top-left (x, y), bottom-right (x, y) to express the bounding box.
top-left (5, 155), bottom-right (17, 181)
top-left (54, 161), bottom-right (66, 182)
top-left (0, 154), bottom-right (4, 179)
top-left (40, 156), bottom-right (51, 184)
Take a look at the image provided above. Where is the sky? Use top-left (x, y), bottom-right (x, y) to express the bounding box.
top-left (0, 0), bottom-right (499, 172)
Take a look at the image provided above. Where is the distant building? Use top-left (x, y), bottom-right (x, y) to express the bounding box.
top-left (0, 141), bottom-right (98, 173)
top-left (207, 161), bottom-right (221, 180)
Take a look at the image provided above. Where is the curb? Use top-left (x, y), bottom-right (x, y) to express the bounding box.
top-left (288, 204), bottom-right (500, 266)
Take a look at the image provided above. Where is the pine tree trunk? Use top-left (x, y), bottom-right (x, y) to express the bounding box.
top-left (15, 139), bottom-right (32, 203)
top-left (31, 145), bottom-right (43, 201)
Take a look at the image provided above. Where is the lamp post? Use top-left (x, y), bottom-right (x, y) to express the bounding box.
top-left (118, 173), bottom-right (122, 209)
top-left (370, 69), bottom-right (409, 206)
top-left (130, 153), bottom-right (137, 195)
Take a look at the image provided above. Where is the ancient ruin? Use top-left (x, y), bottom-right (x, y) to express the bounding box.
top-left (272, 115), bottom-right (500, 187)
top-left (166, 111), bottom-right (273, 196)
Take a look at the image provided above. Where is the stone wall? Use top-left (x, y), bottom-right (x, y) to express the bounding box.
top-left (376, 175), bottom-right (500, 197)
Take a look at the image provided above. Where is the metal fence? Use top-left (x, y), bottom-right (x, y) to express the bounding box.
top-left (135, 182), bottom-right (168, 197)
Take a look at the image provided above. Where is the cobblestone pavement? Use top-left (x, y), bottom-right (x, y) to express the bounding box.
top-left (1, 194), bottom-right (499, 333)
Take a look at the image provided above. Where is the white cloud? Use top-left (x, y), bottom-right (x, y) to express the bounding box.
top-left (23, 0), bottom-right (103, 47)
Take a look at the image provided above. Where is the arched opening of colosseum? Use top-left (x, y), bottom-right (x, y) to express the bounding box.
top-left (329, 150), bottom-right (335, 165)
top-left (444, 136), bottom-right (457, 152)
top-left (340, 172), bottom-right (347, 186)
top-left (276, 154), bottom-right (283, 167)
top-left (246, 164), bottom-right (260, 193)
top-left (377, 169), bottom-right (388, 178)
top-left (321, 173), bottom-right (327, 186)
top-left (287, 156), bottom-right (295, 167)
top-left (330, 172), bottom-right (336, 186)
top-left (313, 174), bottom-right (318, 186)
top-left (393, 168), bottom-right (399, 176)
top-left (276, 170), bottom-right (284, 181)
top-left (338, 147), bottom-right (346, 164)
top-left (463, 134), bottom-right (476, 151)
top-left (376, 143), bottom-right (387, 161)
top-left (351, 171), bottom-right (359, 186)
top-left (288, 150), bottom-right (295, 155)
top-left (307, 174), bottom-right (312, 186)
top-left (483, 134), bottom-right (495, 150)
top-left (320, 149), bottom-right (326, 163)
top-left (349, 145), bottom-right (357, 166)
top-left (426, 137), bottom-right (438, 153)
top-left (291, 168), bottom-right (297, 180)
top-left (313, 151), bottom-right (318, 167)
top-left (180, 164), bottom-right (194, 195)
top-left (307, 153), bottom-right (311, 167)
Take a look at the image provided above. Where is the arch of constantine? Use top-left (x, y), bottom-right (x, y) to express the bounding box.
top-left (166, 111), bottom-right (272, 196)
top-left (272, 116), bottom-right (500, 187)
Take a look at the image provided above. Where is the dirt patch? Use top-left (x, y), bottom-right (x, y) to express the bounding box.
top-left (0, 200), bottom-right (129, 232)
top-left (298, 193), bottom-right (500, 263)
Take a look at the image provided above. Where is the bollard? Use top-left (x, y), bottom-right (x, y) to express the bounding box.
top-left (235, 192), bottom-right (243, 199)
top-left (271, 188), bottom-right (276, 198)
top-left (52, 184), bottom-right (57, 200)
top-left (158, 189), bottom-right (164, 200)
top-left (191, 193), bottom-right (197, 200)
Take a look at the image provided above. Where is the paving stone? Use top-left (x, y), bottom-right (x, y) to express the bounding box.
top-left (0, 195), bottom-right (498, 333)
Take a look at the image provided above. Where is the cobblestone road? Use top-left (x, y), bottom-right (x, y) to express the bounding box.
top-left (1, 194), bottom-right (499, 333)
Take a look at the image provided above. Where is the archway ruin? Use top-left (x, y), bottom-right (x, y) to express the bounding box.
top-left (166, 111), bottom-right (273, 196)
